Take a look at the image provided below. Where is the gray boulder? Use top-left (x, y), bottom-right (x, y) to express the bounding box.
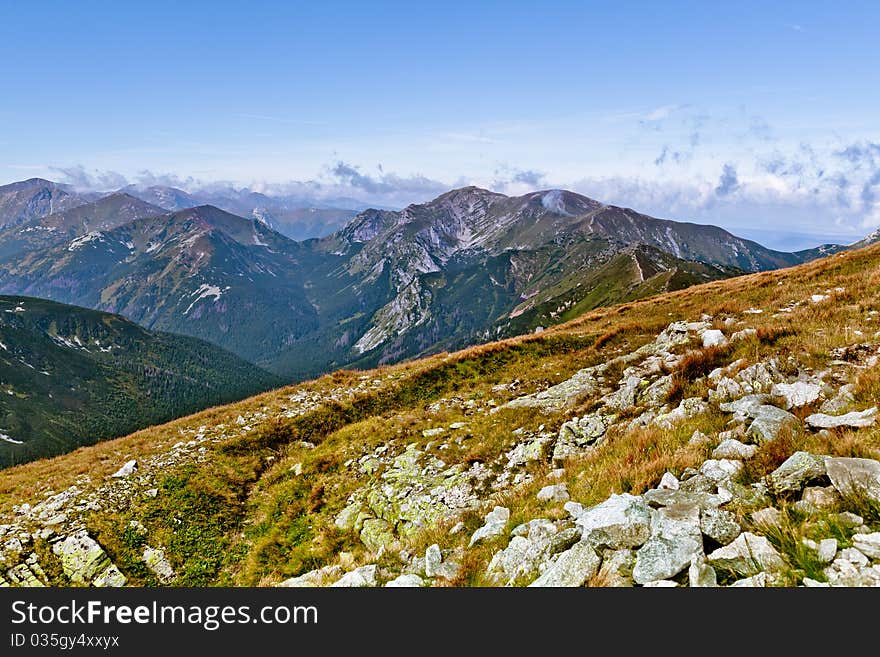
top-left (747, 405), bottom-right (799, 443)
top-left (707, 532), bottom-right (785, 576)
top-left (528, 542), bottom-right (601, 587)
top-left (576, 494), bottom-right (652, 549)
top-left (52, 530), bottom-right (126, 587)
top-left (852, 533), bottom-right (880, 559)
top-left (688, 555), bottom-right (718, 587)
top-left (468, 506), bottom-right (510, 547)
top-left (824, 456), bottom-right (880, 502)
top-left (633, 503), bottom-right (703, 584)
top-left (700, 508), bottom-right (741, 545)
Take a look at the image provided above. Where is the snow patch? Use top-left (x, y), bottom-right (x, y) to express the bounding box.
top-left (183, 284), bottom-right (228, 316)
top-left (68, 231), bottom-right (106, 251)
top-left (0, 432), bottom-right (23, 445)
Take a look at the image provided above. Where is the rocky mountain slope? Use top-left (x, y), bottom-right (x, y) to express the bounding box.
top-left (1, 242), bottom-right (878, 587)
top-left (0, 295), bottom-right (280, 468)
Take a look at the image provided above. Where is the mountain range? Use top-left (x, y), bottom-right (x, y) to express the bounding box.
top-left (1, 180), bottom-right (877, 382)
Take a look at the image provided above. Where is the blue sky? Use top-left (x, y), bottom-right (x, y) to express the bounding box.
top-left (1, 1), bottom-right (878, 248)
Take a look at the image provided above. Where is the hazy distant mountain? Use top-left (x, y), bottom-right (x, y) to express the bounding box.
top-left (0, 178), bottom-right (97, 229)
top-left (0, 193), bottom-right (165, 260)
top-left (0, 295), bottom-right (280, 467)
top-left (121, 184), bottom-right (359, 240)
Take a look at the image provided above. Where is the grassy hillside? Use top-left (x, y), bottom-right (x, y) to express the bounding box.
top-left (1, 243), bottom-right (878, 587)
top-left (0, 296), bottom-right (281, 467)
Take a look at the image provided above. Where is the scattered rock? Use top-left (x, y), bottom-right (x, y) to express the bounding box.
top-left (852, 533), bottom-right (880, 559)
top-left (688, 555), bottom-right (717, 587)
top-left (658, 473), bottom-right (680, 490)
top-left (824, 456), bottom-right (880, 502)
top-left (817, 538), bottom-right (838, 564)
top-left (700, 508), bottom-right (741, 546)
top-left (537, 483), bottom-right (570, 503)
top-left (771, 381), bottom-right (821, 410)
top-left (750, 507), bottom-right (782, 528)
top-left (142, 547), bottom-right (175, 583)
top-left (330, 564), bottom-right (377, 587)
top-left (468, 506), bottom-right (510, 548)
top-left (633, 502), bottom-right (703, 584)
top-left (111, 460), bottom-right (137, 478)
top-left (801, 486), bottom-right (841, 510)
top-left (385, 573), bottom-right (425, 587)
top-left (712, 439), bottom-right (757, 460)
top-left (747, 405), bottom-right (799, 443)
top-left (707, 532), bottom-right (785, 576)
top-left (701, 329), bottom-right (727, 348)
top-left (595, 549), bottom-right (635, 587)
top-left (52, 530), bottom-right (126, 586)
top-left (576, 494), bottom-right (652, 549)
top-left (278, 565), bottom-right (344, 587)
top-left (528, 542), bottom-right (601, 587)
top-left (699, 459), bottom-right (743, 483)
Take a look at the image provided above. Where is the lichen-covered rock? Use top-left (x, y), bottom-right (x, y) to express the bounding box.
top-left (143, 547), bottom-right (175, 583)
top-left (52, 530), bottom-right (125, 586)
top-left (507, 437), bottom-right (553, 467)
top-left (553, 413), bottom-right (611, 462)
top-left (595, 549), bottom-right (635, 587)
top-left (360, 518), bottom-right (396, 552)
top-left (747, 405), bottom-right (800, 443)
top-left (655, 397), bottom-right (709, 429)
top-left (700, 508), bottom-right (741, 546)
top-left (768, 452), bottom-right (827, 494)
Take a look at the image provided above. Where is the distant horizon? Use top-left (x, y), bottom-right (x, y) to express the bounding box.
top-left (3, 2), bottom-right (878, 247)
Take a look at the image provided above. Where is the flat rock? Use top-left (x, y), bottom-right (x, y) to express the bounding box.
top-left (852, 533), bottom-right (880, 559)
top-left (806, 407), bottom-right (877, 429)
top-left (699, 459), bottom-right (743, 483)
